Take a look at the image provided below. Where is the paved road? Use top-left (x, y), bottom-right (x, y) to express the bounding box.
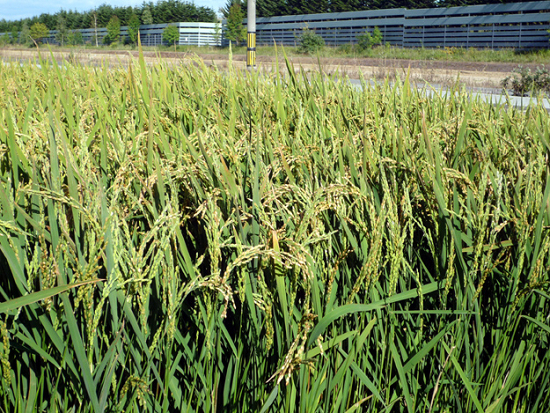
top-left (347, 78), bottom-right (550, 111)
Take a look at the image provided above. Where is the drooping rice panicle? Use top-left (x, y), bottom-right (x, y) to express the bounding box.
top-left (0, 52), bottom-right (549, 412)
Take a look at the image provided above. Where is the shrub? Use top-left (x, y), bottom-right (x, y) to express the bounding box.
top-left (501, 65), bottom-right (550, 96)
top-left (298, 28), bottom-right (324, 54)
top-left (337, 44), bottom-right (353, 54)
top-left (357, 26), bottom-right (383, 51)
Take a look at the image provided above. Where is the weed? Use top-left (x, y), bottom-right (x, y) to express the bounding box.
top-left (501, 65), bottom-right (550, 96)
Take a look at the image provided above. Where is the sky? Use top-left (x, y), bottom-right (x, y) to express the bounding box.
top-left (0, 0), bottom-right (226, 21)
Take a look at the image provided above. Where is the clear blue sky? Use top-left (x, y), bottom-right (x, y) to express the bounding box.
top-left (0, 0), bottom-right (226, 21)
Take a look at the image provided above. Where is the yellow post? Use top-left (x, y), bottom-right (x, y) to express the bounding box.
top-left (247, 32), bottom-right (256, 68)
top-left (247, 0), bottom-right (256, 69)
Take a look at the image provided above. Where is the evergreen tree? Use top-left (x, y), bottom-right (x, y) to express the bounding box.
top-left (329, 0), bottom-right (358, 12)
top-left (65, 10), bottom-right (82, 30)
top-left (302, 0), bottom-right (329, 15)
top-left (142, 6), bottom-right (154, 25)
top-left (79, 11), bottom-right (91, 31)
top-left (105, 15), bottom-right (121, 44)
top-left (225, 3), bottom-right (246, 46)
top-left (0, 0), bottom-right (217, 34)
top-left (0, 32), bottom-right (10, 45)
top-left (221, 0), bottom-right (246, 19)
top-left (55, 14), bottom-right (69, 46)
top-left (37, 13), bottom-right (56, 29)
top-left (286, 0), bottom-right (308, 14)
top-left (3, 0), bottom-right (530, 34)
top-left (10, 26), bottom-right (19, 44)
top-left (213, 21), bottom-right (222, 45)
top-left (20, 22), bottom-right (31, 45)
top-left (128, 14), bottom-right (141, 45)
top-left (96, 5), bottom-right (116, 27)
top-left (256, 0), bottom-right (320, 16)
top-left (257, 0), bottom-right (277, 17)
top-left (119, 6), bottom-right (133, 25)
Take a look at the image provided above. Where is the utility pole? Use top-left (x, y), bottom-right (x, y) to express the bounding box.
top-left (247, 0), bottom-right (256, 69)
top-left (92, 11), bottom-right (99, 47)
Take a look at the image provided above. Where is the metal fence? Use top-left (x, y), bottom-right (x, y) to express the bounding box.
top-left (247, 1), bottom-right (550, 49)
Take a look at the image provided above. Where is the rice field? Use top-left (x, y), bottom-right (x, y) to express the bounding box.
top-left (0, 50), bottom-right (549, 412)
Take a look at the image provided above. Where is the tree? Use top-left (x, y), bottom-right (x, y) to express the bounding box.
top-left (10, 26), bottom-right (19, 44)
top-left (20, 22), bottom-right (30, 45)
top-left (37, 13), bottom-right (56, 30)
top-left (225, 3), bottom-right (246, 46)
top-left (0, 32), bottom-right (10, 46)
top-left (67, 30), bottom-right (84, 45)
top-left (141, 6), bottom-right (153, 46)
top-left (0, 1), bottom-right (217, 35)
top-left (105, 15), bottom-right (120, 44)
top-left (221, 0), bottom-right (245, 18)
top-left (128, 14), bottom-right (141, 45)
top-left (257, 0), bottom-right (288, 17)
top-left (142, 6), bottom-right (154, 25)
top-left (213, 21), bottom-right (222, 46)
top-left (55, 14), bottom-right (69, 46)
top-left (29, 22), bottom-right (49, 45)
top-left (162, 24), bottom-right (179, 51)
top-left (96, 5), bottom-right (116, 27)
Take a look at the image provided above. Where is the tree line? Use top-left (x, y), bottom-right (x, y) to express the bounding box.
top-left (0, 1), bottom-right (216, 34)
top-left (1, 0), bottom-right (539, 34)
top-left (222, 0), bottom-right (540, 18)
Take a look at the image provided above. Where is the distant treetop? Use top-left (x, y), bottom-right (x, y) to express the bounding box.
top-left (0, 0), bottom-right (216, 33)
top-left (224, 0), bottom-right (542, 18)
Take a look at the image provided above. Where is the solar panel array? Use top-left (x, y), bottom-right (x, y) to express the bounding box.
top-left (241, 1), bottom-right (550, 49)
top-left (38, 22), bottom-right (221, 47)
top-left (3, 2), bottom-right (548, 50)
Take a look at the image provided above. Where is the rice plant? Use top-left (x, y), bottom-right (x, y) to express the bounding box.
top-left (0, 49), bottom-right (549, 412)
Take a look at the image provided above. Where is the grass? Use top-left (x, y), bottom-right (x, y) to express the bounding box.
top-left (245, 44), bottom-right (550, 64)
top-left (331, 44), bottom-right (550, 63)
top-left (0, 48), bottom-right (549, 412)
top-left (153, 43), bottom-right (550, 64)
top-left (3, 42), bottom-right (550, 64)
